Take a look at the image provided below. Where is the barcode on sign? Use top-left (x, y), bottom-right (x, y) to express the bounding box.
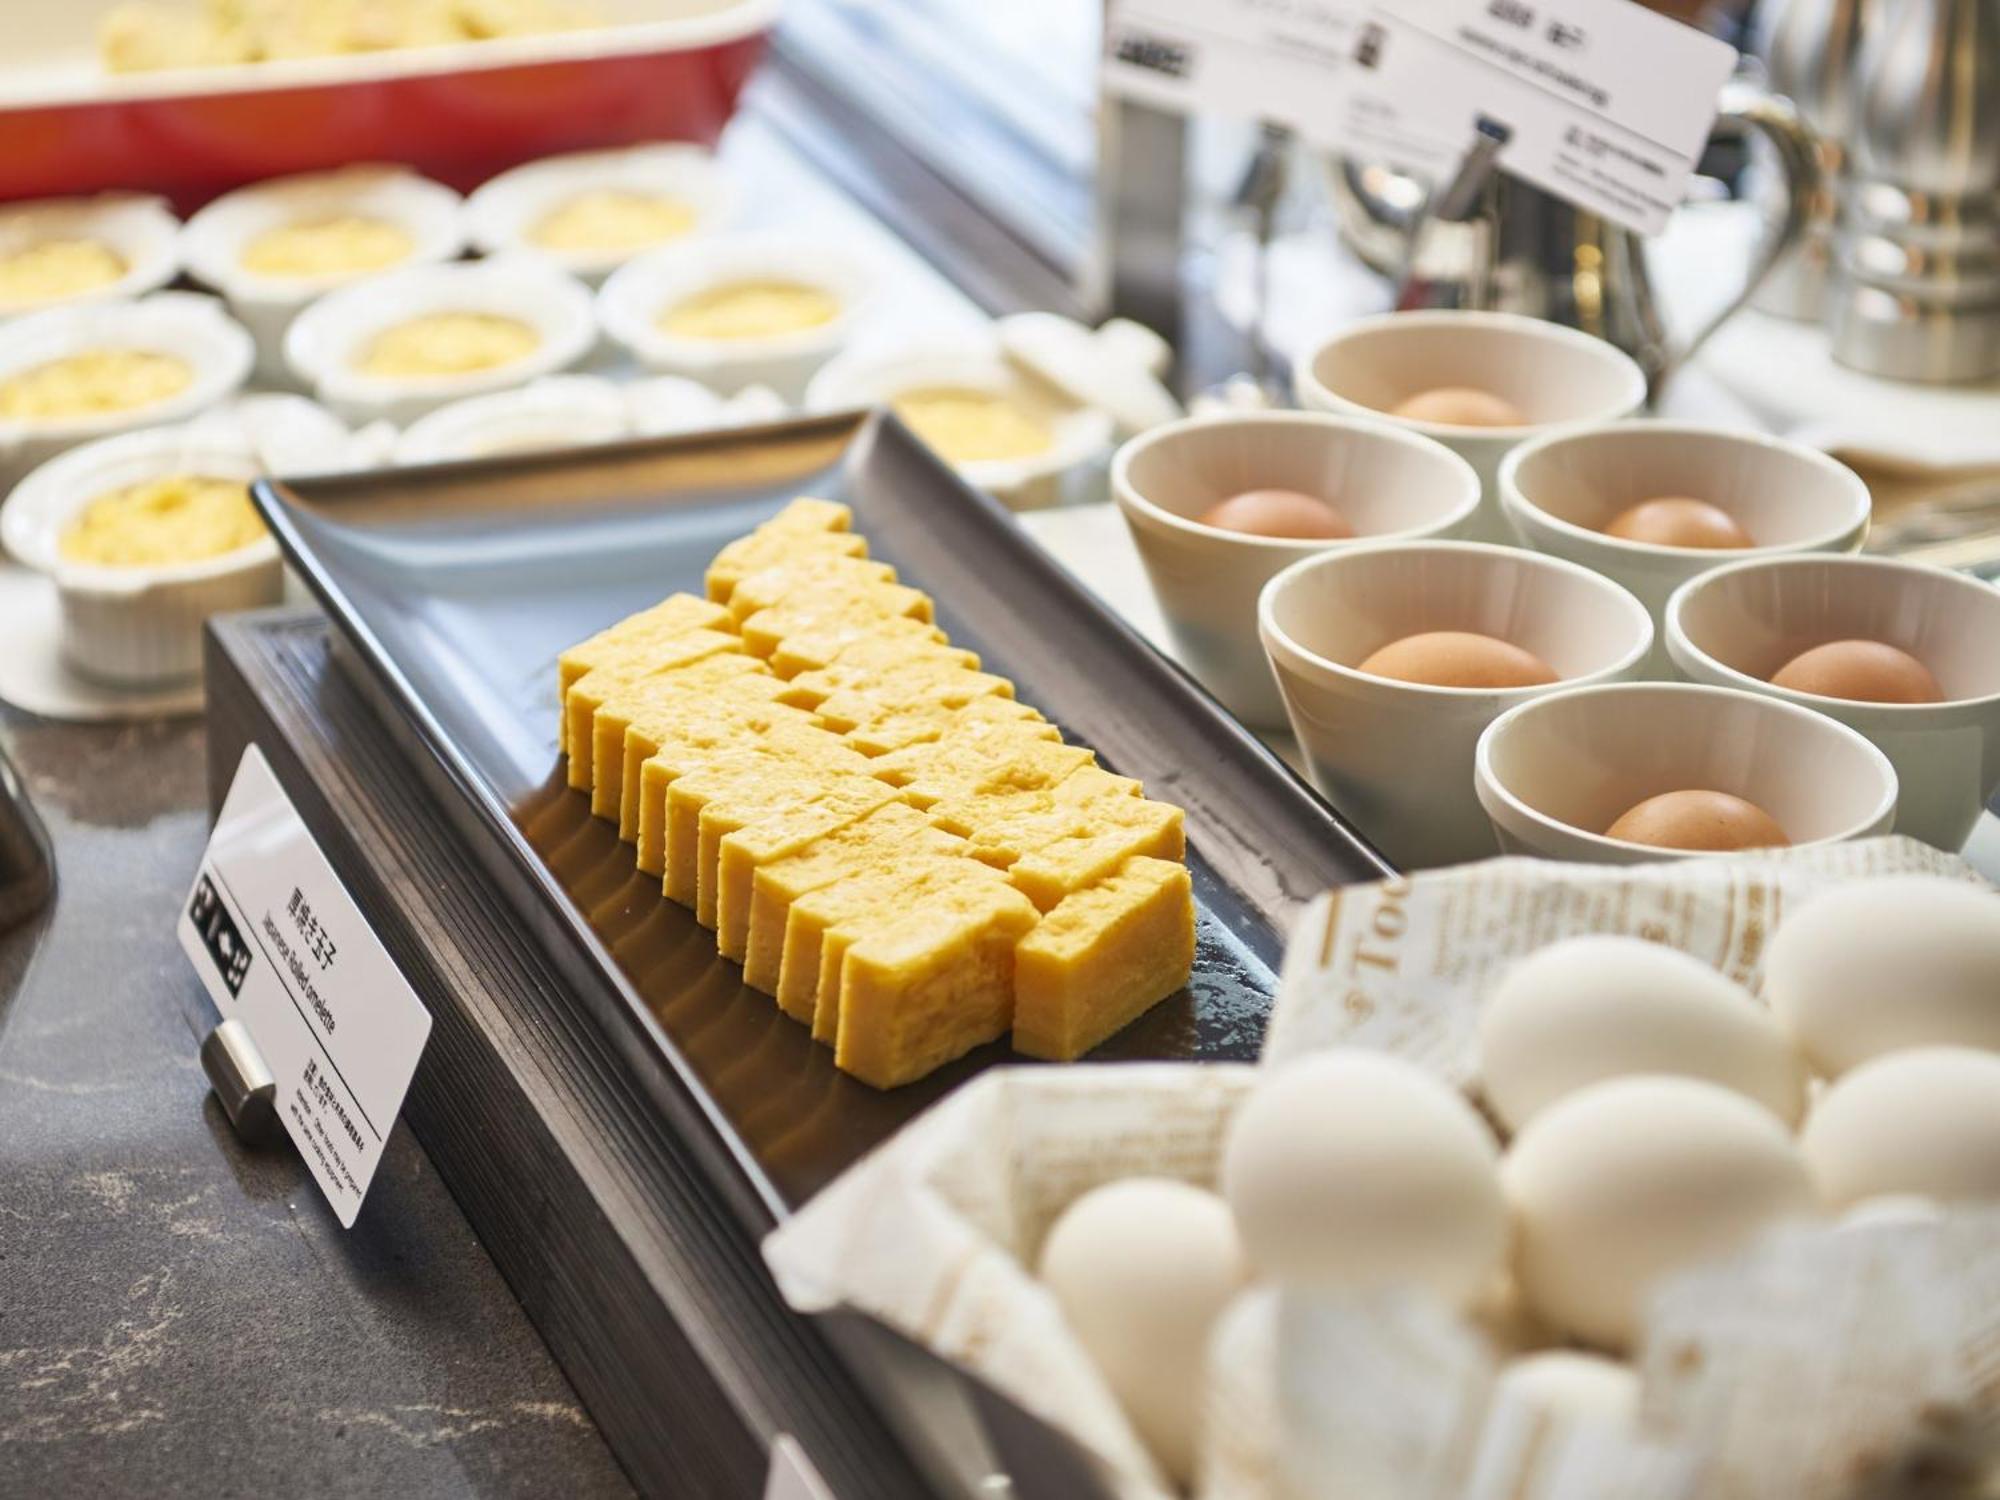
top-left (1112, 28), bottom-right (1194, 79)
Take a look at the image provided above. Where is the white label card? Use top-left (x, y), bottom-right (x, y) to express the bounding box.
top-left (1102, 0), bottom-right (1461, 165)
top-left (178, 744), bottom-right (431, 1228)
top-left (1103, 0), bottom-right (1738, 237)
top-left (1331, 0), bottom-right (1739, 234)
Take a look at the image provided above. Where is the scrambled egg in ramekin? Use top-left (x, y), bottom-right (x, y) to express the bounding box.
top-left (889, 387), bottom-right (1055, 465)
top-left (238, 216), bottom-right (416, 279)
top-left (355, 311), bottom-right (541, 379)
top-left (59, 473), bottom-right (265, 568)
top-left (0, 350), bottom-right (193, 422)
top-left (531, 191), bottom-right (698, 256)
top-left (658, 281), bottom-right (842, 343)
top-left (0, 241), bottom-right (128, 312)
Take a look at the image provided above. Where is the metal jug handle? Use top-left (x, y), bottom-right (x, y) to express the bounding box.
top-left (1646, 79), bottom-right (1822, 400)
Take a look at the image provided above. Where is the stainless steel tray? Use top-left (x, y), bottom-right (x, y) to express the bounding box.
top-left (254, 411), bottom-right (1389, 1221)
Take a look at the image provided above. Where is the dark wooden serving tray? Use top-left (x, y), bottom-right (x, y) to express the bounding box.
top-left (253, 411), bottom-right (1388, 1225)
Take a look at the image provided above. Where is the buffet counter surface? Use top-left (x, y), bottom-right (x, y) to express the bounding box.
top-left (7, 65), bottom-right (1997, 1500)
top-left (0, 708), bottom-right (636, 1497)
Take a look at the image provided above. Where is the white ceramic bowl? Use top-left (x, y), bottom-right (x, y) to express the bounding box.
top-left (1295, 311), bottom-right (1649, 541)
top-left (394, 374), bottom-right (632, 464)
top-left (1, 425), bottom-right (288, 684)
top-left (1499, 422), bottom-right (1872, 621)
top-left (1665, 555), bottom-right (2000, 852)
top-left (466, 144), bottom-right (735, 284)
top-left (597, 231), bottom-right (874, 400)
top-left (1260, 540), bottom-right (1654, 868)
top-left (1476, 681), bottom-right (1899, 864)
top-left (284, 257), bottom-right (597, 425)
top-left (0, 292), bottom-right (255, 491)
top-left (807, 335), bottom-right (1115, 511)
top-left (1114, 412), bottom-right (1482, 728)
top-left (0, 193), bottom-right (181, 321)
top-left (628, 374), bottom-right (785, 436)
top-left (183, 165), bottom-right (466, 381)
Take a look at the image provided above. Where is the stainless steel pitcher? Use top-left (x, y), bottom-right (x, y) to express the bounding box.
top-left (1828, 0), bottom-right (2000, 381)
top-left (1329, 80), bottom-right (1822, 401)
top-left (1754, 0), bottom-right (1882, 320)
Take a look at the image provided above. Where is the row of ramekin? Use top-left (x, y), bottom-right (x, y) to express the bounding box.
top-left (0, 242), bottom-right (839, 484)
top-left (1259, 542), bottom-right (2000, 867)
top-left (1113, 408), bottom-right (1997, 865)
top-left (0, 364), bottom-right (804, 689)
top-left (0, 151), bottom-right (735, 342)
top-left (6, 160), bottom-right (1143, 509)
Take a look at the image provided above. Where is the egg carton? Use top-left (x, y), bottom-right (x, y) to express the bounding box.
top-left (763, 838), bottom-right (1999, 1500)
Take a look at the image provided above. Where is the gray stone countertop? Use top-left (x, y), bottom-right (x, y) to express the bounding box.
top-left (0, 708), bottom-right (632, 1500)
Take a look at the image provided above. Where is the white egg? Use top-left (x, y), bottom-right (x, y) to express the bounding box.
top-left (1037, 1177), bottom-right (1247, 1487)
top-left (1495, 1351), bottom-right (1641, 1427)
top-left (1221, 1050), bottom-right (1506, 1310)
top-left (1501, 1075), bottom-right (1817, 1350)
top-left (1479, 936), bottom-right (1807, 1131)
top-left (1765, 878), bottom-right (2000, 1076)
top-left (1801, 1047), bottom-right (2000, 1209)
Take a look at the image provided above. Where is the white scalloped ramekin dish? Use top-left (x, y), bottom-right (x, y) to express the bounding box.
top-left (0, 292), bottom-right (255, 491)
top-left (394, 375), bottom-right (634, 463)
top-left (2, 427), bottom-right (288, 685)
top-left (0, 193), bottom-right (182, 323)
top-left (466, 144), bottom-right (736, 284)
top-left (183, 164), bottom-right (467, 382)
top-left (284, 257), bottom-right (597, 425)
top-left (805, 335), bottom-right (1115, 510)
top-left (598, 231), bottom-right (874, 399)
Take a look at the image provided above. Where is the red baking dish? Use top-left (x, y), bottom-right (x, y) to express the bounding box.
top-left (0, 0), bottom-right (777, 211)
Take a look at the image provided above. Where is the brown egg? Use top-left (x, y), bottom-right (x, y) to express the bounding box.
top-left (1770, 640), bottom-right (1945, 705)
top-left (1356, 631), bottom-right (1558, 689)
top-left (1605, 790), bottom-right (1791, 852)
top-left (1389, 386), bottom-right (1526, 428)
top-left (1198, 488), bottom-right (1354, 540)
top-left (1603, 497), bottom-right (1753, 550)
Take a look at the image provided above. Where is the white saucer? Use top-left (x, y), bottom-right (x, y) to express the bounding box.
top-left (0, 562), bottom-right (204, 722)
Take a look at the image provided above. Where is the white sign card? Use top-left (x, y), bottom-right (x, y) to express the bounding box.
top-left (179, 744), bottom-right (431, 1228)
top-left (1103, 0), bottom-right (1739, 237)
top-left (1102, 0), bottom-right (1461, 168)
top-left (1338, 0), bottom-right (1740, 235)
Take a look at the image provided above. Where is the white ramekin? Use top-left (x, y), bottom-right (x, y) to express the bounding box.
top-left (1259, 540), bottom-right (1654, 869)
top-left (284, 257), bottom-right (597, 424)
top-left (2, 427), bottom-right (290, 684)
top-left (466, 144), bottom-right (736, 284)
top-left (0, 193), bottom-right (182, 322)
top-left (392, 372), bottom-right (788, 463)
top-left (183, 164), bottom-right (467, 382)
top-left (1498, 422), bottom-right (1872, 622)
top-left (1666, 554), bottom-right (2000, 852)
top-left (393, 374), bottom-right (633, 463)
top-left (1294, 310), bottom-right (1649, 542)
top-left (0, 292), bottom-right (256, 492)
top-left (806, 335), bottom-right (1115, 510)
top-left (1475, 681), bottom-right (1899, 864)
top-left (597, 230), bottom-right (875, 400)
top-left (1115, 410), bottom-right (1483, 728)
top-left (626, 374), bottom-right (786, 436)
